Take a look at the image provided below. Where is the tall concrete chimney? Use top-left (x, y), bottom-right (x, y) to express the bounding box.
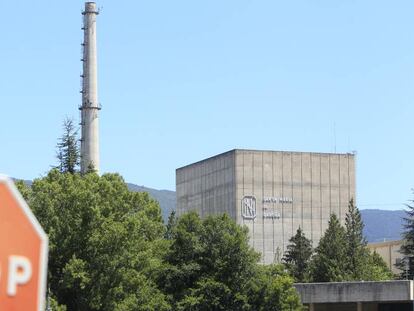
top-left (80, 2), bottom-right (100, 174)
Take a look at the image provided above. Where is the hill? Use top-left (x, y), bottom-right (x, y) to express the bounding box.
top-left (127, 183), bottom-right (176, 221)
top-left (360, 209), bottom-right (405, 243)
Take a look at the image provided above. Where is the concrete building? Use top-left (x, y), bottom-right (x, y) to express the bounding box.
top-left (176, 149), bottom-right (356, 264)
top-left (368, 240), bottom-right (403, 275)
top-left (80, 2), bottom-right (100, 174)
top-left (294, 280), bottom-right (414, 311)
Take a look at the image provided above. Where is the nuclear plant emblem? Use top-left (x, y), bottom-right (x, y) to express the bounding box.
top-left (242, 196), bottom-right (257, 219)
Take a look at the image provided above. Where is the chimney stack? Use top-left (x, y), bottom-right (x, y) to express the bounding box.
top-left (80, 2), bottom-right (100, 174)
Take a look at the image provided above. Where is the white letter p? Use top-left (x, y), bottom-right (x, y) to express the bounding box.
top-left (7, 256), bottom-right (32, 296)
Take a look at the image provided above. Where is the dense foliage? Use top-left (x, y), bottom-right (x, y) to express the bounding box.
top-left (399, 199), bottom-right (414, 279)
top-left (17, 173), bottom-right (303, 311)
top-left (345, 198), bottom-right (368, 279)
top-left (159, 212), bottom-right (302, 311)
top-left (308, 202), bottom-right (392, 282)
top-left (310, 214), bottom-right (348, 282)
top-left (18, 171), bottom-right (169, 311)
top-left (282, 227), bottom-right (312, 282)
top-left (248, 265), bottom-right (304, 311)
top-left (344, 199), bottom-right (391, 280)
top-left (56, 118), bottom-right (80, 174)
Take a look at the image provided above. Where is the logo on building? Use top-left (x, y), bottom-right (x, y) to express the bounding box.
top-left (242, 196), bottom-right (257, 219)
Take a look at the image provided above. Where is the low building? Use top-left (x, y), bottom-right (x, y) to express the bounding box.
top-left (294, 280), bottom-right (414, 311)
top-left (367, 240), bottom-right (403, 275)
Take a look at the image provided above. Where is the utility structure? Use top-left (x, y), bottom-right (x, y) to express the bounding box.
top-left (80, 2), bottom-right (100, 174)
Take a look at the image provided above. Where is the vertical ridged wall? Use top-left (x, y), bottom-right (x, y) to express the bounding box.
top-left (235, 150), bottom-right (355, 264)
top-left (176, 149), bottom-right (356, 264)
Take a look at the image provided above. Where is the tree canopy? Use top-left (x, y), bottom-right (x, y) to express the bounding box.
top-left (18, 170), bottom-right (169, 311)
top-left (17, 174), bottom-right (304, 310)
top-left (310, 214), bottom-right (348, 282)
top-left (399, 199), bottom-right (414, 279)
top-left (345, 199), bottom-right (391, 281)
top-left (309, 201), bottom-right (392, 282)
top-left (282, 227), bottom-right (313, 282)
top-left (159, 212), bottom-right (303, 311)
top-left (56, 118), bottom-right (80, 174)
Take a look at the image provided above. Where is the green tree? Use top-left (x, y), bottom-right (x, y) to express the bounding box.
top-left (364, 251), bottom-right (393, 281)
top-left (16, 170), bottom-right (305, 310)
top-left (160, 212), bottom-right (259, 309)
top-left (56, 118), bottom-right (80, 174)
top-left (345, 199), bottom-right (369, 280)
top-left (310, 214), bottom-right (348, 282)
top-left (282, 227), bottom-right (313, 282)
top-left (176, 278), bottom-right (249, 311)
top-left (345, 199), bottom-right (392, 281)
top-left (310, 205), bottom-right (392, 282)
top-left (247, 265), bottom-right (303, 311)
top-left (399, 200), bottom-right (414, 279)
top-left (159, 212), bottom-right (303, 310)
top-left (18, 170), bottom-right (170, 311)
top-left (164, 210), bottom-right (177, 240)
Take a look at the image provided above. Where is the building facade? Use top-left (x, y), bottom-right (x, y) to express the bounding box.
top-left (294, 280), bottom-right (414, 311)
top-left (176, 149), bottom-right (356, 264)
top-left (368, 240), bottom-right (403, 275)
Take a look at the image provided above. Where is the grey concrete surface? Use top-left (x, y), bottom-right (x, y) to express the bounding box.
top-left (176, 149), bottom-right (356, 264)
top-left (294, 281), bottom-right (414, 304)
top-left (80, 2), bottom-right (100, 174)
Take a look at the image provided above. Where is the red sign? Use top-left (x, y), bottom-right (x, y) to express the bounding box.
top-left (0, 175), bottom-right (48, 311)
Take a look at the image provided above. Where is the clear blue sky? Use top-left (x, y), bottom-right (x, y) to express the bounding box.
top-left (1, 1), bottom-right (413, 210)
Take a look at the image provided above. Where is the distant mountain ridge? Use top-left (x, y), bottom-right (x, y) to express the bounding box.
top-left (360, 209), bottom-right (405, 243)
top-left (127, 183), bottom-right (176, 221)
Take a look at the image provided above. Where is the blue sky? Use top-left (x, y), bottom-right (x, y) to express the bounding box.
top-left (1, 1), bottom-right (413, 210)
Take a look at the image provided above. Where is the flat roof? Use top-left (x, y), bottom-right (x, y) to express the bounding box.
top-left (294, 281), bottom-right (413, 304)
top-left (368, 240), bottom-right (403, 248)
top-left (176, 149), bottom-right (356, 171)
